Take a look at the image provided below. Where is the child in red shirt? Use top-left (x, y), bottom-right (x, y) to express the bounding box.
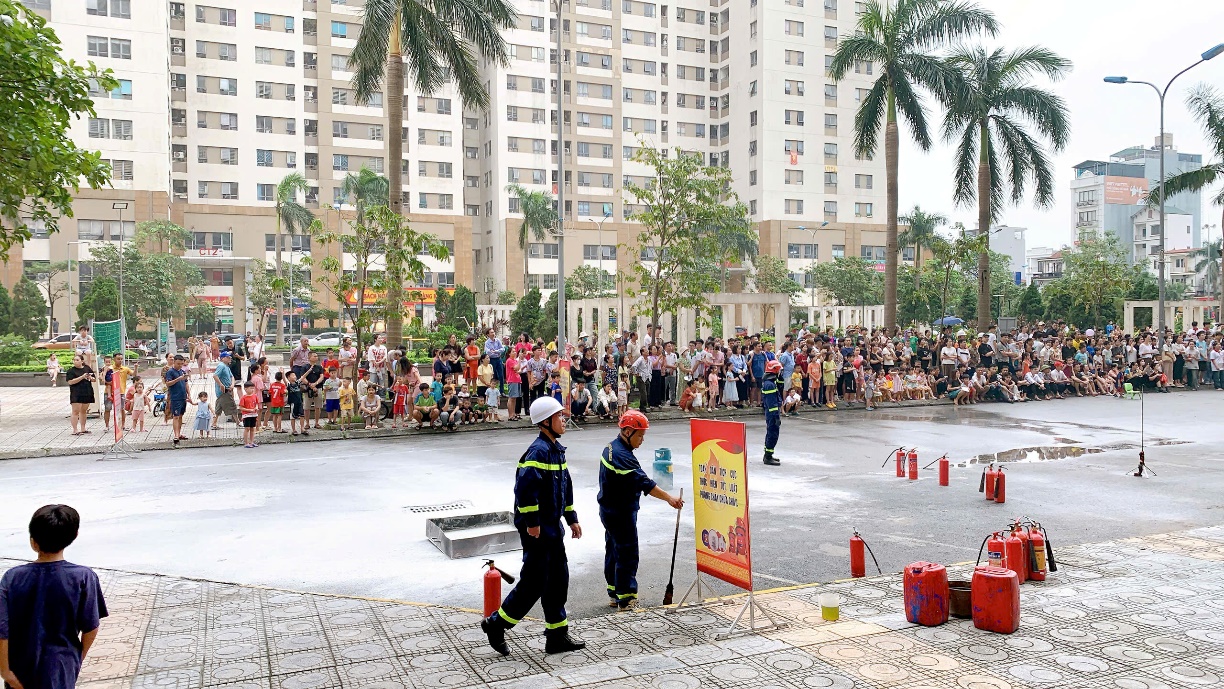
top-left (391, 375), bottom-right (410, 429)
top-left (323, 349), bottom-right (340, 378)
top-left (268, 371), bottom-right (287, 434)
top-left (239, 381), bottom-right (261, 448)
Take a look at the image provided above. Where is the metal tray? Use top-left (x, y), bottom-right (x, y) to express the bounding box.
top-left (426, 511), bottom-right (522, 559)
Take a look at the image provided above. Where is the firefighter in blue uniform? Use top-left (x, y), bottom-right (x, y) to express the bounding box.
top-left (598, 409), bottom-right (684, 610)
top-left (482, 397), bottom-right (586, 656)
top-left (761, 359), bottom-right (783, 465)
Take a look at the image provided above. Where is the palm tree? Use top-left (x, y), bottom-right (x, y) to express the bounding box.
top-left (941, 45), bottom-right (1070, 331)
top-left (1191, 238), bottom-right (1222, 312)
top-left (1153, 84), bottom-right (1224, 317)
top-left (829, 0), bottom-right (997, 332)
top-left (273, 172), bottom-right (314, 344)
top-left (506, 183), bottom-right (558, 293)
top-left (339, 167), bottom-right (390, 360)
top-left (349, 0), bottom-right (517, 347)
top-left (898, 205), bottom-right (948, 289)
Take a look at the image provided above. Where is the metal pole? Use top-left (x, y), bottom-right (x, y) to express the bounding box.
top-left (113, 202), bottom-right (129, 357)
top-left (1157, 95), bottom-right (1166, 349)
top-left (554, 0), bottom-right (566, 355)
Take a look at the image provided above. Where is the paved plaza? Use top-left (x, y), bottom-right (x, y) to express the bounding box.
top-left (8, 525), bottom-right (1223, 689)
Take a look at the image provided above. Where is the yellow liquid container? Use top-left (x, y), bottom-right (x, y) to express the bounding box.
top-left (819, 592), bottom-right (840, 621)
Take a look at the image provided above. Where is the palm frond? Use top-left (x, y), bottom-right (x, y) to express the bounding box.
top-left (1186, 83), bottom-right (1224, 162)
top-left (906, 0), bottom-right (998, 50)
top-left (891, 71), bottom-right (933, 150)
top-left (349, 0), bottom-right (396, 101)
top-left (999, 45), bottom-right (1072, 84)
top-left (852, 77), bottom-right (889, 157)
top-left (993, 85), bottom-right (1070, 150)
top-left (1147, 164), bottom-right (1223, 207)
top-left (829, 34), bottom-right (885, 80)
top-left (950, 122), bottom-right (979, 208)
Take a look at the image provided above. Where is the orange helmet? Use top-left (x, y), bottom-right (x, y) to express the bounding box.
top-left (765, 360), bottom-right (783, 374)
top-left (619, 409), bottom-right (650, 431)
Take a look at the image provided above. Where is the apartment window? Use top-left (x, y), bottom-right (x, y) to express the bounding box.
top-left (902, 247), bottom-right (916, 262)
top-left (204, 269), bottom-right (234, 287)
top-left (255, 47), bottom-right (272, 64)
top-left (749, 201), bottom-right (758, 215)
top-left (87, 36), bottom-right (111, 57)
top-left (257, 82), bottom-right (272, 99)
top-left (784, 140), bottom-right (805, 155)
top-left (331, 21), bottom-right (347, 38)
top-left (785, 110), bottom-right (805, 126)
top-left (824, 201), bottom-right (837, 218)
top-left (785, 199), bottom-right (804, 215)
top-left (109, 79), bottom-right (132, 100)
top-left (855, 202), bottom-right (874, 217)
top-left (220, 182), bottom-right (238, 200)
top-left (528, 243), bottom-right (559, 259)
top-left (219, 147), bottom-right (237, 165)
top-left (854, 174), bottom-right (873, 189)
top-left (855, 60), bottom-right (873, 75)
top-left (217, 43), bottom-right (235, 61)
top-left (87, 0), bottom-right (129, 17)
top-left (218, 7), bottom-right (235, 25)
top-left (256, 149), bottom-right (273, 167)
top-left (831, 244), bottom-right (845, 259)
top-left (255, 115), bottom-right (271, 133)
top-left (368, 125), bottom-right (382, 140)
top-left (824, 143), bottom-right (838, 159)
top-left (1077, 190), bottom-right (1097, 204)
top-left (88, 118), bottom-right (110, 139)
top-left (784, 80), bottom-right (805, 96)
top-left (824, 113), bottom-right (838, 129)
top-left (785, 50), bottom-right (805, 66)
top-left (824, 84), bottom-right (838, 101)
top-left (218, 78), bottom-right (236, 96)
top-left (785, 170), bottom-right (804, 185)
top-left (333, 154), bottom-right (349, 171)
top-left (784, 20), bottom-right (804, 36)
top-left (110, 159), bottom-right (133, 180)
top-left (750, 51), bottom-right (757, 67)
top-left (824, 171), bottom-right (838, 186)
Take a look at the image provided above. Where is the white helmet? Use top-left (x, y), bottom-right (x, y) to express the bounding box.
top-left (529, 397), bottom-right (565, 425)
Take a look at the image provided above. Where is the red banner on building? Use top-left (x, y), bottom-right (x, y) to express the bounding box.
top-left (690, 419), bottom-right (752, 591)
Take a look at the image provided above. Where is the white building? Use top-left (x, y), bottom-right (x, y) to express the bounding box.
top-left (1131, 207), bottom-right (1194, 275)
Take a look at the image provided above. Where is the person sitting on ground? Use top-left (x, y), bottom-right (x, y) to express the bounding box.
top-left (570, 380), bottom-right (592, 421)
top-left (412, 383), bottom-right (439, 429)
top-left (947, 374), bottom-right (965, 405)
top-left (596, 382), bottom-right (617, 419)
top-left (361, 385), bottom-right (382, 429)
top-left (438, 385), bottom-right (460, 431)
top-left (782, 386), bottom-right (802, 416)
top-left (1046, 364), bottom-right (1068, 398)
top-left (677, 378), bottom-right (697, 414)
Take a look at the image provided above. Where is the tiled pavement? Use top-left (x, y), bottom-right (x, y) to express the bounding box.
top-left (4, 527), bottom-right (1224, 689)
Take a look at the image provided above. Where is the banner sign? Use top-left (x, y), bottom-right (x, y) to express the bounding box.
top-left (1104, 176), bottom-right (1149, 205)
top-left (690, 419), bottom-right (752, 591)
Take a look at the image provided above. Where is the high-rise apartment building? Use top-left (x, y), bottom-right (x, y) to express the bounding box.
top-left (10, 0), bottom-right (891, 333)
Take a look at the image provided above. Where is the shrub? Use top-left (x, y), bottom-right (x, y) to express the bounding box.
top-left (0, 336), bottom-right (32, 366)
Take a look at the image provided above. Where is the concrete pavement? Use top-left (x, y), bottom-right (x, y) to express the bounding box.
top-left (9, 525), bottom-right (1224, 689)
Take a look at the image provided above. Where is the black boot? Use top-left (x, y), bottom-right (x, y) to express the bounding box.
top-left (544, 626), bottom-right (586, 654)
top-left (481, 613), bottom-right (511, 657)
top-left (763, 450), bottom-right (780, 466)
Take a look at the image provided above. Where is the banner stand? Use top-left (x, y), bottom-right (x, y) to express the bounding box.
top-left (667, 572), bottom-right (724, 613)
top-left (100, 436), bottom-right (139, 462)
top-left (667, 576), bottom-right (785, 638)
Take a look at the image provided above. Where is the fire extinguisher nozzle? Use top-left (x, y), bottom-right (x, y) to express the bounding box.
top-left (500, 570), bottom-right (516, 584)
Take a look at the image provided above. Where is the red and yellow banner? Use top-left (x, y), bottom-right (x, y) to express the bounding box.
top-left (690, 419), bottom-right (752, 591)
top-left (343, 287), bottom-right (454, 306)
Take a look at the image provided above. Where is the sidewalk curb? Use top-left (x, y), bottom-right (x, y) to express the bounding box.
top-left (1, 386), bottom-right (1193, 461)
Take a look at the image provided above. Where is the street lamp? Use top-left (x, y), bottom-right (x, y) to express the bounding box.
top-left (66, 240), bottom-right (84, 332)
top-left (552, 0), bottom-right (568, 355)
top-left (594, 210), bottom-right (612, 292)
top-left (1104, 42), bottom-right (1224, 347)
top-left (796, 222), bottom-right (830, 315)
top-left (112, 201), bottom-right (129, 356)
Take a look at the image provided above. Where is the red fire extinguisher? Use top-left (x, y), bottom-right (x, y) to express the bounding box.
top-left (895, 447), bottom-right (906, 477)
top-left (483, 560), bottom-right (515, 617)
top-left (1027, 525), bottom-right (1047, 581)
top-left (1004, 530), bottom-right (1027, 584)
top-left (983, 464), bottom-right (998, 501)
top-left (983, 531), bottom-right (1006, 568)
top-left (994, 466), bottom-right (1007, 504)
top-left (849, 530), bottom-right (882, 578)
top-left (938, 455), bottom-right (949, 487)
top-left (907, 448), bottom-right (919, 481)
top-left (1012, 523), bottom-right (1030, 582)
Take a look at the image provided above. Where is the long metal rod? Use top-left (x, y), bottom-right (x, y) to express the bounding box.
top-left (554, 0), bottom-right (566, 355)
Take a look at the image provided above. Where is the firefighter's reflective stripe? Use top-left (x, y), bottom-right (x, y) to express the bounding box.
top-left (497, 608), bottom-right (521, 625)
top-left (520, 460), bottom-right (568, 471)
top-left (564, 505), bottom-right (575, 512)
top-left (545, 619), bottom-right (569, 629)
top-left (600, 443), bottom-right (635, 475)
top-left (517, 504), bottom-right (540, 513)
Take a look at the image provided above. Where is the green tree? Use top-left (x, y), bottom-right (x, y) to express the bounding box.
top-left (1059, 233), bottom-right (1134, 328)
top-left (509, 288), bottom-right (542, 337)
top-left (185, 303), bottom-right (216, 334)
top-left (246, 259), bottom-right (311, 337)
top-left (506, 183), bottom-right (558, 292)
top-left (898, 206), bottom-right (948, 289)
top-left (74, 277), bottom-right (119, 327)
top-left (0, 283), bottom-right (11, 335)
top-left (567, 264), bottom-right (616, 299)
top-left (433, 288), bottom-right (451, 328)
top-left (807, 257), bottom-right (883, 325)
top-left (84, 227), bottom-right (204, 331)
top-left (496, 289), bottom-right (517, 305)
top-left (272, 172), bottom-right (314, 345)
top-left (829, 0), bottom-right (997, 330)
top-left (446, 285), bottom-right (478, 331)
top-left (538, 289), bottom-right (560, 344)
top-left (942, 45), bottom-right (1071, 330)
top-left (1016, 282), bottom-right (1043, 322)
top-left (9, 278), bottom-right (47, 340)
top-left (1190, 239), bottom-right (1222, 303)
top-left (930, 223), bottom-right (987, 320)
top-left (0, 1), bottom-right (117, 250)
top-left (349, 0), bottom-right (515, 346)
top-left (624, 145), bottom-right (751, 335)
top-left (750, 255), bottom-right (802, 326)
top-left (1151, 84), bottom-right (1224, 316)
top-left (708, 218), bottom-right (759, 291)
top-left (23, 260), bottom-right (70, 337)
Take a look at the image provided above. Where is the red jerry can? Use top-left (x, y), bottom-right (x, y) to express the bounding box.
top-left (938, 456), bottom-right (949, 486)
top-left (1004, 531), bottom-right (1027, 584)
top-left (895, 448), bottom-right (906, 477)
top-left (907, 449), bottom-right (919, 481)
top-left (972, 566), bottom-right (1020, 634)
top-left (903, 562), bottom-right (950, 627)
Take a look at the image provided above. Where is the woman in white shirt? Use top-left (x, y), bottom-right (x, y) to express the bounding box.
top-left (939, 338), bottom-right (958, 380)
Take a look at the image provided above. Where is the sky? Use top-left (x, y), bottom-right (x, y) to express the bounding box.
top-left (895, 0), bottom-right (1224, 251)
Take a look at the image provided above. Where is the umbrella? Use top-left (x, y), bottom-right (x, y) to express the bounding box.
top-left (933, 316), bottom-right (964, 327)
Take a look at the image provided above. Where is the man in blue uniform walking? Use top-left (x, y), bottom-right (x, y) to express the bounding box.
top-left (598, 410), bottom-right (684, 610)
top-left (761, 359), bottom-right (783, 466)
top-left (482, 397), bottom-right (586, 656)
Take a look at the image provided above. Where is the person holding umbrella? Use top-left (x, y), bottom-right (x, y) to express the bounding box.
top-left (482, 397), bottom-right (586, 657)
top-left (598, 410), bottom-right (684, 611)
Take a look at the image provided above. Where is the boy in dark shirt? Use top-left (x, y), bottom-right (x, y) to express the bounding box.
top-left (286, 372), bottom-right (306, 436)
top-left (1, 505), bottom-right (107, 689)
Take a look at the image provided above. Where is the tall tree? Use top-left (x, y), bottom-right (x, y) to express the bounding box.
top-left (9, 278), bottom-right (47, 340)
top-left (350, 0), bottom-right (516, 347)
top-left (829, 0), bottom-right (997, 331)
top-left (246, 259), bottom-right (312, 337)
top-left (567, 265), bottom-right (616, 299)
top-left (1059, 232), bottom-right (1133, 328)
top-left (74, 277), bottom-right (119, 327)
top-left (23, 261), bottom-right (70, 337)
top-left (1151, 84), bottom-right (1224, 317)
top-left (272, 172), bottom-right (314, 344)
top-left (506, 183), bottom-right (558, 293)
top-left (624, 146), bottom-right (752, 337)
top-left (0, 1), bottom-right (116, 250)
top-left (1190, 239), bottom-right (1222, 310)
top-left (0, 282), bottom-right (11, 335)
top-left (897, 206), bottom-right (948, 289)
top-left (806, 257), bottom-right (884, 326)
top-left (750, 255), bottom-right (803, 327)
top-left (941, 45), bottom-right (1071, 331)
top-left (1016, 281), bottom-right (1043, 322)
top-left (509, 288), bottom-right (542, 337)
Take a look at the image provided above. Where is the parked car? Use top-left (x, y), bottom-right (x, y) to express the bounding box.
top-left (308, 332), bottom-right (356, 348)
top-left (33, 334), bottom-right (74, 350)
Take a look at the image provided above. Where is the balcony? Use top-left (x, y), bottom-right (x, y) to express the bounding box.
top-left (304, 64), bottom-right (316, 78)
top-left (170, 15), bottom-right (184, 31)
top-left (305, 98), bottom-right (317, 113)
top-left (305, 133), bottom-right (318, 145)
top-left (171, 88), bottom-right (186, 102)
top-left (173, 161), bottom-right (187, 173)
top-left (171, 53), bottom-right (185, 67)
top-left (172, 123), bottom-right (187, 137)
top-left (303, 0), bottom-right (316, 9)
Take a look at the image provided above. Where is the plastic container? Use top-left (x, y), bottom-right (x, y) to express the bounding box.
top-left (971, 565), bottom-right (1020, 634)
top-left (818, 592), bottom-right (840, 621)
top-left (948, 580), bottom-right (972, 619)
top-left (903, 561), bottom-right (949, 627)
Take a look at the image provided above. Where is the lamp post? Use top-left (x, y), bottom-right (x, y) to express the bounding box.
top-left (112, 201), bottom-right (130, 356)
top-left (66, 240), bottom-right (83, 331)
top-left (594, 210), bottom-right (611, 290)
top-left (552, 0), bottom-right (568, 356)
top-left (796, 222), bottom-right (830, 315)
top-left (1105, 42), bottom-right (1224, 347)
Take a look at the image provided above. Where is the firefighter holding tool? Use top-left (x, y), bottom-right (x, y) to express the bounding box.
top-left (761, 359), bottom-right (783, 466)
top-left (598, 409), bottom-right (684, 611)
top-left (481, 397), bottom-right (586, 656)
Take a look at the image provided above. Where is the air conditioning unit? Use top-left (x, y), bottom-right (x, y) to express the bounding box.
top-left (172, 45), bottom-right (184, 54)
top-left (173, 150), bottom-right (186, 160)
